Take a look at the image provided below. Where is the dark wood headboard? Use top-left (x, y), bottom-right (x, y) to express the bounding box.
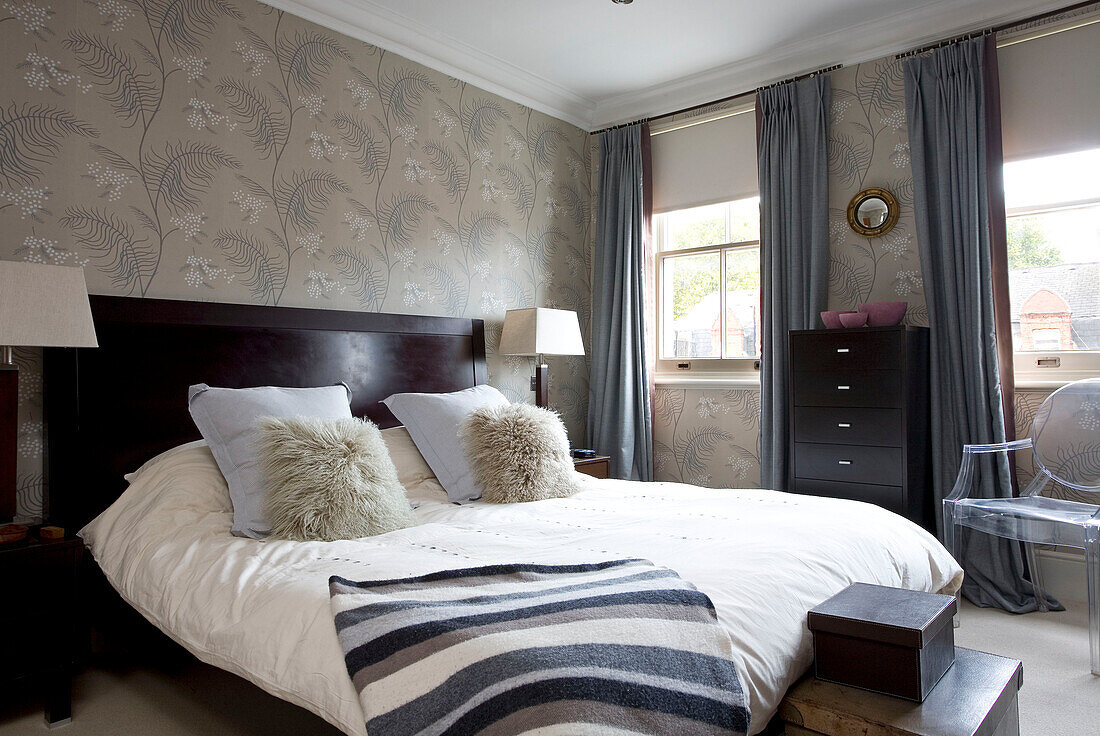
top-left (43, 296), bottom-right (486, 530)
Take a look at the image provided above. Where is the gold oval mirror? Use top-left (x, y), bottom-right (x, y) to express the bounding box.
top-left (846, 187), bottom-right (899, 238)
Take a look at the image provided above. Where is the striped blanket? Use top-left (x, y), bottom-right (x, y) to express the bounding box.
top-left (329, 559), bottom-right (749, 736)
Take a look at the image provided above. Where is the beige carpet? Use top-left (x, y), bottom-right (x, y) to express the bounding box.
top-left (953, 597), bottom-right (1099, 735)
top-left (1, 599), bottom-right (1096, 735)
top-left (0, 658), bottom-right (342, 736)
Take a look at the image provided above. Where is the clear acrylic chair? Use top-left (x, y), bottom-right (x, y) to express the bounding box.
top-left (943, 377), bottom-right (1100, 675)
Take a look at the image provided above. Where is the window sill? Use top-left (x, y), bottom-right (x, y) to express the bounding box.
top-left (1013, 353), bottom-right (1100, 390)
top-left (1014, 377), bottom-right (1095, 391)
top-left (654, 374), bottom-right (761, 389)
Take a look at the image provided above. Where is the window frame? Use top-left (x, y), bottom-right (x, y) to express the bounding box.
top-left (1005, 195), bottom-right (1100, 387)
top-left (653, 199), bottom-right (761, 384)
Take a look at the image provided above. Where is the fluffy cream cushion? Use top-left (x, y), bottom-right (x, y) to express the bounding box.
top-left (459, 403), bottom-right (583, 503)
top-left (257, 417), bottom-right (416, 541)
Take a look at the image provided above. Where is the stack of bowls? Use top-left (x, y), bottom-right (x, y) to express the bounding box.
top-left (821, 302), bottom-right (907, 328)
top-left (858, 301), bottom-right (907, 326)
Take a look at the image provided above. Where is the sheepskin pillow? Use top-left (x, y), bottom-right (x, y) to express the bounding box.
top-left (257, 416), bottom-right (416, 541)
top-left (459, 403), bottom-right (583, 504)
top-left (188, 383), bottom-right (353, 538)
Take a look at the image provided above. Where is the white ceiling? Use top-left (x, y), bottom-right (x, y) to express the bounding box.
top-left (265, 0), bottom-right (1068, 131)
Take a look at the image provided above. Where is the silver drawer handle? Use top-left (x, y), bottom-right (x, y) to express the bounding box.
top-left (837, 385), bottom-right (850, 390)
top-left (838, 460), bottom-right (852, 465)
top-left (836, 348), bottom-right (850, 353)
top-left (838, 423), bottom-right (851, 428)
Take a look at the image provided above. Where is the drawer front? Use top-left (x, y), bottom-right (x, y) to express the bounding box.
top-left (0, 543), bottom-right (82, 680)
top-left (0, 560), bottom-right (37, 672)
top-left (791, 330), bottom-right (903, 370)
top-left (794, 407), bottom-right (903, 447)
top-left (794, 442), bottom-right (903, 486)
top-left (792, 369), bottom-right (903, 407)
top-left (790, 477), bottom-right (906, 515)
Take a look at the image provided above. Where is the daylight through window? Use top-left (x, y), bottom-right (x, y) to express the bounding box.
top-left (1004, 148), bottom-right (1100, 365)
top-left (654, 197), bottom-right (761, 366)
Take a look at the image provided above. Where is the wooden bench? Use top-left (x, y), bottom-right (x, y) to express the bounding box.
top-left (778, 647), bottom-right (1022, 736)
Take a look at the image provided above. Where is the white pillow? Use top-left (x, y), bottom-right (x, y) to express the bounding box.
top-left (188, 383), bottom-right (353, 539)
top-left (81, 441), bottom-right (231, 552)
top-left (380, 426), bottom-right (436, 489)
top-left (382, 385), bottom-right (509, 503)
top-left (124, 439), bottom-right (208, 484)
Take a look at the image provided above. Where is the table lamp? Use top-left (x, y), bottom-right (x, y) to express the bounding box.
top-left (0, 261), bottom-right (98, 522)
top-left (499, 308), bottom-right (584, 408)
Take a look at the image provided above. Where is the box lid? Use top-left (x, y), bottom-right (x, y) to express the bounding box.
top-left (807, 583), bottom-right (957, 648)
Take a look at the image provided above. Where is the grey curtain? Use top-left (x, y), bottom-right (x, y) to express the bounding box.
top-left (757, 76), bottom-right (831, 490)
top-left (588, 123), bottom-right (653, 481)
top-left (905, 37), bottom-right (1052, 612)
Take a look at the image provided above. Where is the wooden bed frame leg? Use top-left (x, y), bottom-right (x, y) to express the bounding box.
top-left (44, 668), bottom-right (73, 728)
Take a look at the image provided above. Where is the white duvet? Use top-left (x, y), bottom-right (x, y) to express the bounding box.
top-left (81, 442), bottom-right (962, 736)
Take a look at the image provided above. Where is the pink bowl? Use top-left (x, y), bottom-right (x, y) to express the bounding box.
top-left (858, 301), bottom-right (907, 327)
top-left (838, 311), bottom-right (869, 328)
top-left (820, 310), bottom-right (857, 329)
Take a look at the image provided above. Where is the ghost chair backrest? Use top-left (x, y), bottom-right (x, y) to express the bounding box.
top-left (1030, 378), bottom-right (1100, 493)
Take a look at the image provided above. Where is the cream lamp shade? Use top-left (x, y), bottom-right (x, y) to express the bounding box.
top-left (499, 308), bottom-right (584, 356)
top-left (1, 261), bottom-right (97, 523)
top-left (0, 261), bottom-right (99, 348)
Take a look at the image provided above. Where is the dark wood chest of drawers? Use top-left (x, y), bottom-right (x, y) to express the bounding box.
top-left (788, 326), bottom-right (930, 528)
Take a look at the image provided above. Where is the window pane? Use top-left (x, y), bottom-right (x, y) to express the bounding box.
top-left (727, 196), bottom-right (760, 243)
top-left (725, 248), bottom-right (760, 358)
top-left (1007, 203), bottom-right (1100, 352)
top-left (662, 202), bottom-right (726, 251)
top-left (663, 253), bottom-right (721, 357)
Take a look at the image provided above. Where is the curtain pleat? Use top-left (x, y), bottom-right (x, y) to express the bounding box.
top-left (756, 76), bottom-right (831, 490)
top-left (588, 124), bottom-right (654, 481)
top-left (904, 37), bottom-right (1054, 612)
top-left (982, 36), bottom-right (1018, 489)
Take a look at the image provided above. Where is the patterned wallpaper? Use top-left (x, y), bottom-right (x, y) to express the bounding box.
top-left (1014, 389), bottom-right (1085, 504)
top-left (654, 55), bottom-right (926, 489)
top-left (653, 388), bottom-right (761, 489)
top-left (2, 5), bottom-right (1065, 516)
top-left (1, 0), bottom-right (595, 521)
top-left (827, 58), bottom-right (926, 323)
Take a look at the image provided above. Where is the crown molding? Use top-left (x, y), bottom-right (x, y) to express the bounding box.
top-left (590, 0), bottom-right (1069, 128)
top-left (264, 0), bottom-right (1068, 132)
top-left (260, 0), bottom-right (597, 130)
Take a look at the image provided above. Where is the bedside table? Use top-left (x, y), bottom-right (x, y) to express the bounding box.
top-left (0, 532), bottom-right (84, 726)
top-left (573, 455), bottom-right (610, 479)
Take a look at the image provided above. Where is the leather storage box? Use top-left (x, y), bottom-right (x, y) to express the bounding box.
top-left (807, 583), bottom-right (957, 702)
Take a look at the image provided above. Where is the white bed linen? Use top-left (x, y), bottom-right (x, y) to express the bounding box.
top-left (81, 444), bottom-right (962, 736)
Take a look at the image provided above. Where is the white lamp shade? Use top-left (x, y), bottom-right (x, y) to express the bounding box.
top-left (0, 261), bottom-right (98, 347)
top-left (499, 308), bottom-right (584, 357)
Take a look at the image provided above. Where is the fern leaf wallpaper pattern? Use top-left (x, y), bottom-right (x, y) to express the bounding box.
top-left (827, 59), bottom-right (926, 323)
top-left (0, 0), bottom-right (594, 520)
top-left (3, 3), bottom-right (1059, 514)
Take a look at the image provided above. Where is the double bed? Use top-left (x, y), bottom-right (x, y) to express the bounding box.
top-left (45, 296), bottom-right (962, 735)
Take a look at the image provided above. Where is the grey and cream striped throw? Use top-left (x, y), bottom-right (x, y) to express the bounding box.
top-left (329, 558), bottom-right (750, 736)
